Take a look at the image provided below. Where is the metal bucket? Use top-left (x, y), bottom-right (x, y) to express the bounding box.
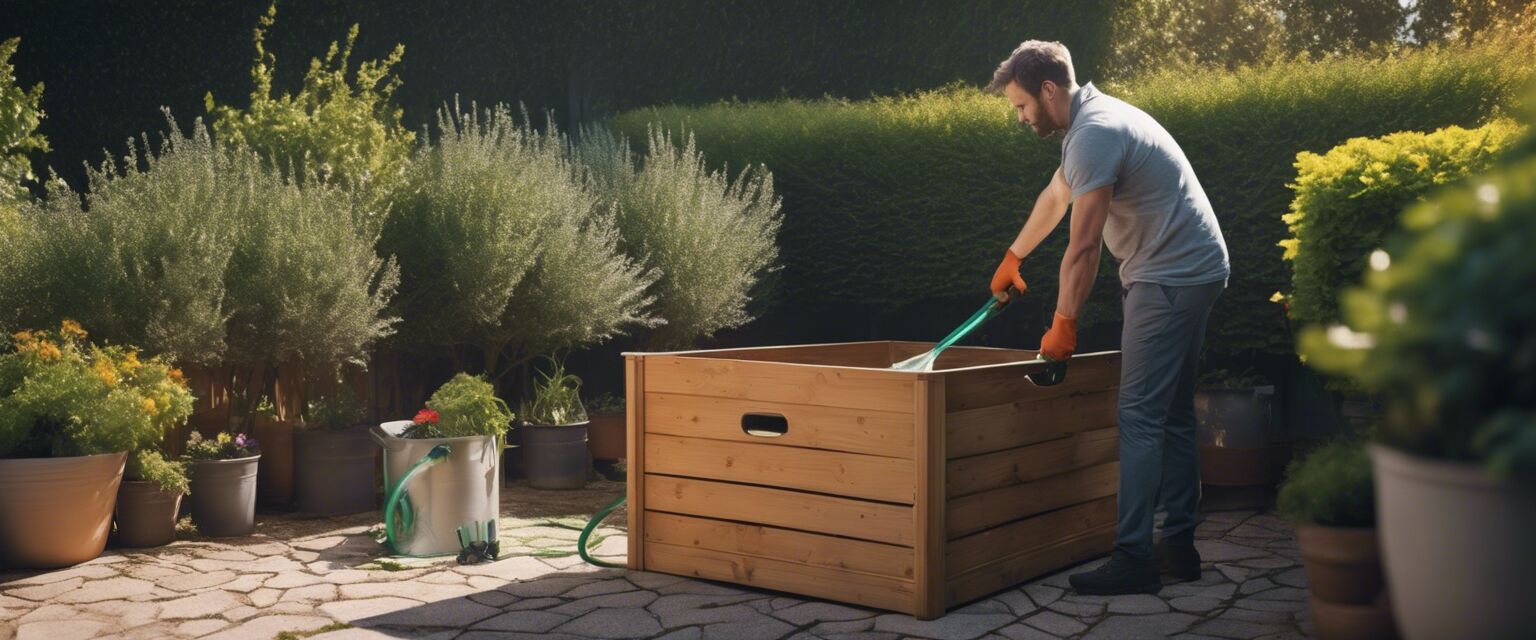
top-left (372, 420), bottom-right (500, 557)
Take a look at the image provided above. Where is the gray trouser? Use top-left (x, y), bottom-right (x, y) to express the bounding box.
top-left (1115, 280), bottom-right (1223, 560)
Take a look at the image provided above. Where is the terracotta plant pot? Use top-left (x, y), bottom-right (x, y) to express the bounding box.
top-left (523, 422), bottom-right (590, 490)
top-left (187, 455), bottom-right (260, 537)
top-left (1196, 386), bottom-right (1281, 487)
top-left (114, 480), bottom-right (184, 548)
top-left (586, 412), bottom-right (625, 462)
top-left (295, 427), bottom-right (378, 516)
top-left (252, 417), bottom-right (294, 509)
top-left (1309, 595), bottom-right (1398, 640)
top-left (1296, 524), bottom-right (1386, 605)
top-left (1371, 445), bottom-right (1536, 639)
top-left (0, 452), bottom-right (126, 569)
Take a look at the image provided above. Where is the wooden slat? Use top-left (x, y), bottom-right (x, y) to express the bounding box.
top-left (946, 496), bottom-right (1117, 577)
top-left (946, 461), bottom-right (1120, 539)
top-left (947, 388), bottom-right (1117, 459)
top-left (644, 355), bottom-right (916, 413)
top-left (644, 433), bottom-right (915, 503)
top-left (674, 341), bottom-right (897, 368)
top-left (944, 351), bottom-right (1121, 412)
top-left (626, 356), bottom-right (646, 570)
top-left (913, 378), bottom-right (946, 619)
top-left (947, 426), bottom-right (1120, 498)
top-left (945, 523), bottom-right (1115, 607)
top-left (644, 474), bottom-right (914, 546)
top-left (644, 511), bottom-right (914, 580)
top-left (644, 392), bottom-right (914, 459)
top-left (646, 540), bottom-right (917, 615)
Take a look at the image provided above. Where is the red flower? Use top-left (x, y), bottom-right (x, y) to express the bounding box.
top-left (413, 409), bottom-right (440, 425)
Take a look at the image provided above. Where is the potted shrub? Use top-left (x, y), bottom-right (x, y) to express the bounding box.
top-left (584, 392), bottom-right (626, 464)
top-left (0, 321), bottom-right (191, 568)
top-left (183, 430), bottom-right (260, 537)
top-left (295, 386), bottom-right (377, 515)
top-left (519, 357), bottom-right (591, 490)
top-left (375, 373), bottom-right (513, 556)
top-left (1195, 368), bottom-right (1280, 489)
top-left (1301, 141), bottom-right (1536, 638)
top-left (1277, 438), bottom-right (1395, 640)
top-left (116, 450), bottom-right (190, 548)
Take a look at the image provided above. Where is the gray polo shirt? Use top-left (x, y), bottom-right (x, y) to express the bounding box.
top-left (1061, 82), bottom-right (1229, 287)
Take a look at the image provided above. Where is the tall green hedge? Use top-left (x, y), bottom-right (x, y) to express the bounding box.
top-left (1279, 120), bottom-right (1523, 332)
top-left (610, 40), bottom-right (1535, 354)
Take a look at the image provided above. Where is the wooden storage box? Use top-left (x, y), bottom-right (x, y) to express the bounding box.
top-left (625, 341), bottom-right (1120, 619)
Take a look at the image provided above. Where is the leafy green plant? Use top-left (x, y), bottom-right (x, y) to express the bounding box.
top-left (519, 357), bottom-right (588, 426)
top-left (577, 126), bottom-right (782, 349)
top-left (381, 101), bottom-right (656, 380)
top-left (0, 37), bottom-right (47, 213)
top-left (0, 320), bottom-right (194, 459)
top-left (8, 112), bottom-right (238, 364)
top-left (611, 37), bottom-right (1535, 354)
top-left (402, 373), bottom-right (514, 439)
top-left (184, 431), bottom-right (259, 461)
top-left (1278, 120), bottom-right (1523, 334)
top-left (206, 3), bottom-right (413, 212)
top-left (1277, 437), bottom-right (1375, 527)
top-left (584, 392), bottom-right (626, 416)
top-left (300, 386), bottom-right (367, 431)
top-left (1301, 132), bottom-right (1536, 478)
top-left (127, 449), bottom-right (189, 495)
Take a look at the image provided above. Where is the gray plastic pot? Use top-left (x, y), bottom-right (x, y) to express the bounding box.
top-left (115, 480), bottom-right (183, 548)
top-left (186, 455), bottom-right (260, 537)
top-left (296, 428), bottom-right (378, 516)
top-left (522, 422), bottom-right (590, 490)
top-left (1371, 444), bottom-right (1536, 639)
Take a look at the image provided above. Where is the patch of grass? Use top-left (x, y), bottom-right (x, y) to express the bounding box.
top-left (361, 558), bottom-right (410, 572)
top-left (274, 622), bottom-right (352, 640)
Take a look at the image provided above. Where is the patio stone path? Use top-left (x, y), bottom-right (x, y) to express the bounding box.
top-left (2, 480), bottom-right (1314, 639)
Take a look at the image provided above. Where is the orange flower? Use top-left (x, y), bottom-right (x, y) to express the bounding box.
top-left (36, 341), bottom-right (61, 361)
top-left (59, 319), bottom-right (87, 341)
top-left (168, 368), bottom-right (185, 381)
top-left (94, 359), bottom-right (118, 386)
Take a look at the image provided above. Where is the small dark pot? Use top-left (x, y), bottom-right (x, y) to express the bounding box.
top-left (295, 427), bottom-right (378, 516)
top-left (115, 480), bottom-right (183, 548)
top-left (187, 455), bottom-right (260, 537)
top-left (522, 421), bottom-right (590, 490)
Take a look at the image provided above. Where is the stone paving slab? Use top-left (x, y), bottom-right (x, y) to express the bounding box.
top-left (0, 480), bottom-right (1315, 639)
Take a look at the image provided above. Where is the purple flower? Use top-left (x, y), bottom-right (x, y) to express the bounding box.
top-left (235, 433), bottom-right (258, 451)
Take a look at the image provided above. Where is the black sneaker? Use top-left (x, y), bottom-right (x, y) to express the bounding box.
top-left (1157, 539), bottom-right (1202, 582)
top-left (1068, 551), bottom-right (1161, 595)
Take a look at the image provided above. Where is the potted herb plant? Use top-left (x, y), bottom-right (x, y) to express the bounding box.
top-left (115, 449), bottom-right (190, 548)
top-left (519, 357), bottom-right (590, 490)
top-left (183, 430), bottom-right (260, 537)
top-left (1277, 438), bottom-right (1395, 640)
top-left (1301, 140), bottom-right (1536, 638)
top-left (374, 373), bottom-right (513, 556)
top-left (584, 392), bottom-right (626, 464)
top-left (0, 321), bottom-right (192, 568)
top-left (295, 386), bottom-right (377, 515)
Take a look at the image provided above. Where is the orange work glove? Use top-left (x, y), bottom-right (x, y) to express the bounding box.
top-left (1039, 312), bottom-right (1077, 361)
top-left (990, 249), bottom-right (1028, 297)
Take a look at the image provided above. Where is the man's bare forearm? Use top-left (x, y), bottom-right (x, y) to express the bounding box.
top-left (1056, 243), bottom-right (1101, 318)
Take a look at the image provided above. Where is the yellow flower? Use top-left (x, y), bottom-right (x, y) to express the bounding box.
top-left (120, 351), bottom-right (141, 372)
top-left (11, 330), bottom-right (36, 350)
top-left (36, 341), bottom-right (62, 361)
top-left (59, 319), bottom-right (87, 341)
top-left (141, 398), bottom-right (160, 416)
top-left (94, 359), bottom-right (118, 386)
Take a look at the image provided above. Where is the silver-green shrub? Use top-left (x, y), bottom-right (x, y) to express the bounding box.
top-left (576, 126), bottom-right (781, 349)
top-left (382, 101), bottom-right (656, 375)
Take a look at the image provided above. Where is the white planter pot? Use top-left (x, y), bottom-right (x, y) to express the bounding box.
top-left (1370, 444), bottom-right (1536, 640)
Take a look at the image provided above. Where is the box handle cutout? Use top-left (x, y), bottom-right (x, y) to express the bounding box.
top-left (741, 413), bottom-right (788, 437)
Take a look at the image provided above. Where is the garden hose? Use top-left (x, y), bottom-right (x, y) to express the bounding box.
top-left (892, 287), bottom-right (1020, 371)
top-left (578, 493), bottom-right (628, 568)
top-left (383, 444), bottom-right (452, 556)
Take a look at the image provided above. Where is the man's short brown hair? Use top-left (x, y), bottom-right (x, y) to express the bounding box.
top-left (987, 40), bottom-right (1075, 96)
